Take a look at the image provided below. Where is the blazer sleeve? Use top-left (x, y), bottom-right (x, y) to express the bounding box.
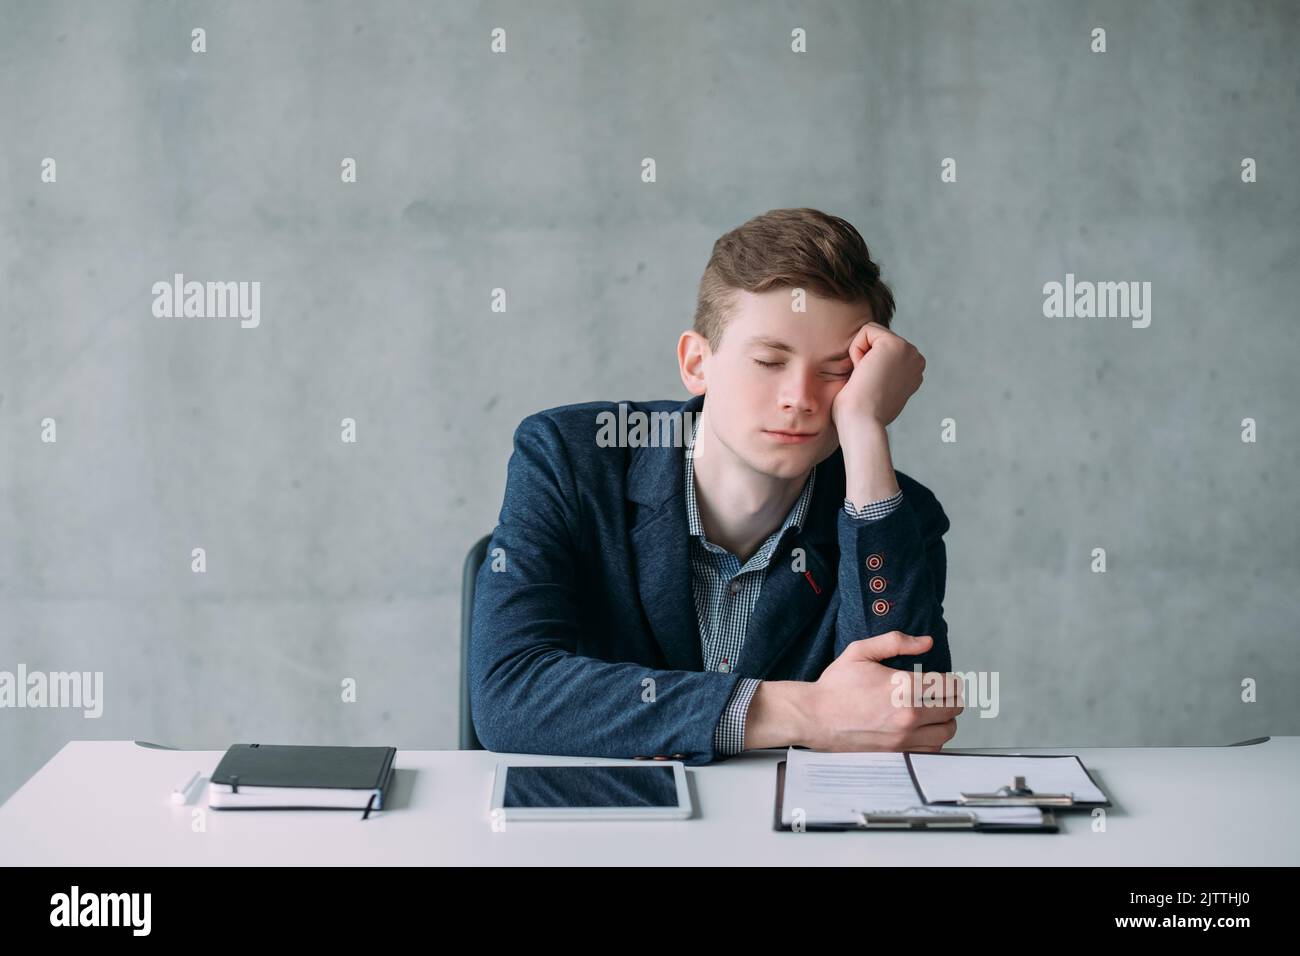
top-left (469, 413), bottom-right (745, 766)
top-left (833, 482), bottom-right (953, 673)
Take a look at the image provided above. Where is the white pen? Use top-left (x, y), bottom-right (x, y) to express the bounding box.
top-left (171, 771), bottom-right (201, 804)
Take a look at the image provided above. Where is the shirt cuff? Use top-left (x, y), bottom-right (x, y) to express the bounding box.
top-left (843, 489), bottom-right (904, 522)
top-left (712, 678), bottom-right (762, 757)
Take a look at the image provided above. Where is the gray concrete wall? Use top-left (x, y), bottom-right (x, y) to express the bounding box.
top-left (2, 0), bottom-right (1296, 806)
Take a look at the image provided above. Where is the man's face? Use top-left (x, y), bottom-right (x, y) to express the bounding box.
top-left (683, 288), bottom-right (870, 480)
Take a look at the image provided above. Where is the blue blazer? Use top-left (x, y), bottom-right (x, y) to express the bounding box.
top-left (469, 393), bottom-right (952, 765)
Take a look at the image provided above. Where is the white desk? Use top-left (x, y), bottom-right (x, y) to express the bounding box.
top-left (1, 738), bottom-right (1294, 865)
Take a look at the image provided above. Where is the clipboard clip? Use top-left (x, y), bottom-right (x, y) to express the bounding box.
top-left (957, 775), bottom-right (1075, 807)
top-left (852, 808), bottom-right (978, 829)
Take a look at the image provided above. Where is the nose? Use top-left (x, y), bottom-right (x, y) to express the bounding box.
top-left (778, 365), bottom-right (819, 417)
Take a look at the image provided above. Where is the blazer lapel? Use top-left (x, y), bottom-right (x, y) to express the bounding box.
top-left (734, 450), bottom-right (842, 679)
top-left (627, 395), bottom-right (705, 672)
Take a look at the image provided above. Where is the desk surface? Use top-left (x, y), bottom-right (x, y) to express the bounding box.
top-left (1, 738), bottom-right (1294, 865)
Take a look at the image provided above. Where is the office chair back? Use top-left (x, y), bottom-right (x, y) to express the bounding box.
top-left (460, 533), bottom-right (493, 750)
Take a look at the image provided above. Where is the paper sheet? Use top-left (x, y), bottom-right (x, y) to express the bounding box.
top-left (907, 752), bottom-right (1106, 804)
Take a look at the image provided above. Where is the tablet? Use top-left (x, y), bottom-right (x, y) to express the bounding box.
top-left (489, 760), bottom-right (692, 821)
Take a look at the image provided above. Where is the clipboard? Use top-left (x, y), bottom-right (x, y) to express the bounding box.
top-left (772, 760), bottom-right (1059, 833)
top-left (902, 752), bottom-right (1112, 810)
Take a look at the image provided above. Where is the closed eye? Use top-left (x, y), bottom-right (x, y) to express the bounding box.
top-left (754, 358), bottom-right (852, 378)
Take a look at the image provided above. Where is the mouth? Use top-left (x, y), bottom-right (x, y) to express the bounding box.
top-left (763, 429), bottom-right (818, 444)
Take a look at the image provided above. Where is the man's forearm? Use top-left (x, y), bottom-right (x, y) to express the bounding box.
top-left (841, 423), bottom-right (901, 507)
top-left (743, 680), bottom-right (814, 751)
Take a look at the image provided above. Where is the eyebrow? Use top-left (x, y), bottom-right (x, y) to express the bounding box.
top-left (745, 336), bottom-right (851, 363)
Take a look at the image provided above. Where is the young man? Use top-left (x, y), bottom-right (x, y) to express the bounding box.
top-left (470, 208), bottom-right (960, 765)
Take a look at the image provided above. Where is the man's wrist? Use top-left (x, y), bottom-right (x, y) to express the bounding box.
top-left (743, 680), bottom-right (815, 751)
top-left (841, 422), bottom-right (900, 505)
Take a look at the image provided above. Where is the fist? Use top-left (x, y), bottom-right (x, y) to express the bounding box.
top-left (831, 322), bottom-right (926, 432)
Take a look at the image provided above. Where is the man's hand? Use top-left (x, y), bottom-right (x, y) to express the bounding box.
top-left (803, 632), bottom-right (961, 752)
top-left (831, 322), bottom-right (926, 437)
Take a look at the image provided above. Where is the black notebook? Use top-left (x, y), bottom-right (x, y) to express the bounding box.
top-left (208, 743), bottom-right (397, 813)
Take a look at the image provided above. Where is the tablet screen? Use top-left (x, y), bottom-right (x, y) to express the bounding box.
top-left (503, 765), bottom-right (680, 808)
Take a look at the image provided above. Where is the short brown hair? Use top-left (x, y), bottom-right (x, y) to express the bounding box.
top-left (692, 207), bottom-right (895, 350)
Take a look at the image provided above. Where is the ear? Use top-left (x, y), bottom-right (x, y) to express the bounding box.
top-left (677, 330), bottom-right (710, 396)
